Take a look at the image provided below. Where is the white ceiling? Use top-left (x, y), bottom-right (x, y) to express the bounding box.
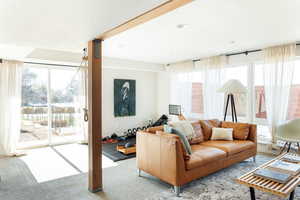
top-left (1, 0), bottom-right (300, 65)
top-left (103, 0), bottom-right (300, 64)
top-left (0, 0), bottom-right (167, 52)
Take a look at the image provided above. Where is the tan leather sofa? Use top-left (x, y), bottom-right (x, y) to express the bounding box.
top-left (136, 121), bottom-right (257, 196)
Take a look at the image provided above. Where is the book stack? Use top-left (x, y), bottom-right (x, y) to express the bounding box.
top-left (253, 169), bottom-right (292, 184)
top-left (268, 160), bottom-right (300, 175)
top-left (253, 160), bottom-right (300, 184)
top-left (282, 154), bottom-right (300, 163)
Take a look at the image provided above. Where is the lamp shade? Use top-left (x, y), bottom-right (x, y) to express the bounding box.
top-left (217, 79), bottom-right (247, 94)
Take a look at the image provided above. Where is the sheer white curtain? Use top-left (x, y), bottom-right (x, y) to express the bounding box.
top-left (170, 73), bottom-right (193, 116)
top-left (169, 61), bottom-right (194, 118)
top-left (195, 56), bottom-right (227, 119)
top-left (263, 43), bottom-right (296, 143)
top-left (0, 60), bottom-right (23, 156)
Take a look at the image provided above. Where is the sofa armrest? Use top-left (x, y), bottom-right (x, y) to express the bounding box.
top-left (248, 124), bottom-right (257, 144)
top-left (136, 131), bottom-right (185, 186)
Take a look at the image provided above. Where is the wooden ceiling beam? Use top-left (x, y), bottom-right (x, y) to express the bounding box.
top-left (97, 0), bottom-right (193, 40)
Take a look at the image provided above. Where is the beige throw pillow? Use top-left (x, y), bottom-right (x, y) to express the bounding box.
top-left (211, 128), bottom-right (233, 141)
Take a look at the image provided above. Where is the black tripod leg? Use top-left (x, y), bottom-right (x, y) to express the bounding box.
top-left (231, 95), bottom-right (237, 122)
top-left (224, 95), bottom-right (230, 121)
top-left (230, 94), bottom-right (235, 122)
top-left (287, 142), bottom-right (292, 152)
top-left (280, 142), bottom-right (288, 155)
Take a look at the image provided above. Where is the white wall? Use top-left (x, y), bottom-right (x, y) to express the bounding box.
top-left (102, 68), bottom-right (157, 137)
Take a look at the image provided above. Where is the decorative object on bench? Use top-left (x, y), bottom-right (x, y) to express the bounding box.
top-left (114, 79), bottom-right (136, 117)
top-left (276, 118), bottom-right (300, 154)
top-left (137, 120), bottom-right (257, 196)
top-left (116, 143), bottom-right (136, 155)
top-left (102, 137), bottom-right (136, 162)
top-left (236, 153), bottom-right (300, 200)
top-left (217, 79), bottom-right (247, 122)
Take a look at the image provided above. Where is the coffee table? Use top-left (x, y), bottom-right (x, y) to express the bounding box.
top-left (236, 153), bottom-right (300, 200)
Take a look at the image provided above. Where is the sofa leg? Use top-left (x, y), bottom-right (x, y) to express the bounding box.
top-left (174, 186), bottom-right (180, 197)
top-left (138, 169), bottom-right (141, 177)
top-left (253, 156), bottom-right (256, 163)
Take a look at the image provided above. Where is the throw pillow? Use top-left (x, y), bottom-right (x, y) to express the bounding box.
top-left (169, 121), bottom-right (195, 140)
top-left (189, 122), bottom-right (204, 144)
top-left (199, 119), bottom-right (221, 140)
top-left (211, 128), bottom-right (233, 141)
top-left (221, 121), bottom-right (250, 140)
top-left (163, 125), bottom-right (192, 155)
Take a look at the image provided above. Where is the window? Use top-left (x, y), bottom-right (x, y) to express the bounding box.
top-left (288, 60), bottom-right (300, 119)
top-left (254, 64), bottom-right (267, 119)
top-left (170, 72), bottom-right (203, 116)
top-left (191, 82), bottom-right (203, 114)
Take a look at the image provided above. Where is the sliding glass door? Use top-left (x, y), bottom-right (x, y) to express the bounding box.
top-left (50, 68), bottom-right (83, 144)
top-left (19, 65), bottom-right (84, 148)
top-left (20, 67), bottom-right (49, 147)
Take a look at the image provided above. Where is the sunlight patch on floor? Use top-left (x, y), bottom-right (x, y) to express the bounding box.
top-left (54, 144), bottom-right (118, 173)
top-left (20, 147), bottom-right (79, 183)
top-left (20, 144), bottom-right (118, 183)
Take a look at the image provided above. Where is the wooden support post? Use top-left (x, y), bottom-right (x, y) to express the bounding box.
top-left (88, 39), bottom-right (102, 193)
top-left (97, 0), bottom-right (193, 40)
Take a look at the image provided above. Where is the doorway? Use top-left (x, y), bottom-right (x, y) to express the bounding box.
top-left (19, 65), bottom-right (86, 149)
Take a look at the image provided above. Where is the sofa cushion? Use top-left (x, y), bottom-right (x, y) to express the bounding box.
top-left (201, 140), bottom-right (255, 156)
top-left (189, 122), bottom-right (204, 144)
top-left (185, 145), bottom-right (227, 170)
top-left (221, 121), bottom-right (250, 140)
top-left (199, 119), bottom-right (221, 140)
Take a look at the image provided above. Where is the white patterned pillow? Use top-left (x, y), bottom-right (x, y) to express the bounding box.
top-left (169, 121), bottom-right (195, 140)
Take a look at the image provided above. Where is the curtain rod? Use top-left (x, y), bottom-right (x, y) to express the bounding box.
top-left (192, 43), bottom-right (300, 62)
top-left (24, 61), bottom-right (80, 68)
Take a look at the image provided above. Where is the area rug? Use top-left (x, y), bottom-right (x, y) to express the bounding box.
top-left (146, 155), bottom-right (300, 200)
top-left (102, 137), bottom-right (136, 162)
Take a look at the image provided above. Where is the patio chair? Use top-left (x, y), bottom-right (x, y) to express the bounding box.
top-left (276, 119), bottom-right (300, 154)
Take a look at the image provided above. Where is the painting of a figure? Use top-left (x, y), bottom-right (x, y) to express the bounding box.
top-left (114, 79), bottom-right (136, 117)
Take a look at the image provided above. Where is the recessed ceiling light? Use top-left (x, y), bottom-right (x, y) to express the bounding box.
top-left (176, 24), bottom-right (188, 29)
top-left (229, 41), bottom-right (235, 44)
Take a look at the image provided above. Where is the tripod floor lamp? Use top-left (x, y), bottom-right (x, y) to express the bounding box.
top-left (217, 79), bottom-right (247, 122)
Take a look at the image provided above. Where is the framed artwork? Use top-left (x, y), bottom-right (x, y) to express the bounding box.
top-left (114, 79), bottom-right (136, 117)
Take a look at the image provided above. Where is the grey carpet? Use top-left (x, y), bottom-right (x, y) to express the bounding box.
top-left (1, 154), bottom-right (299, 200)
